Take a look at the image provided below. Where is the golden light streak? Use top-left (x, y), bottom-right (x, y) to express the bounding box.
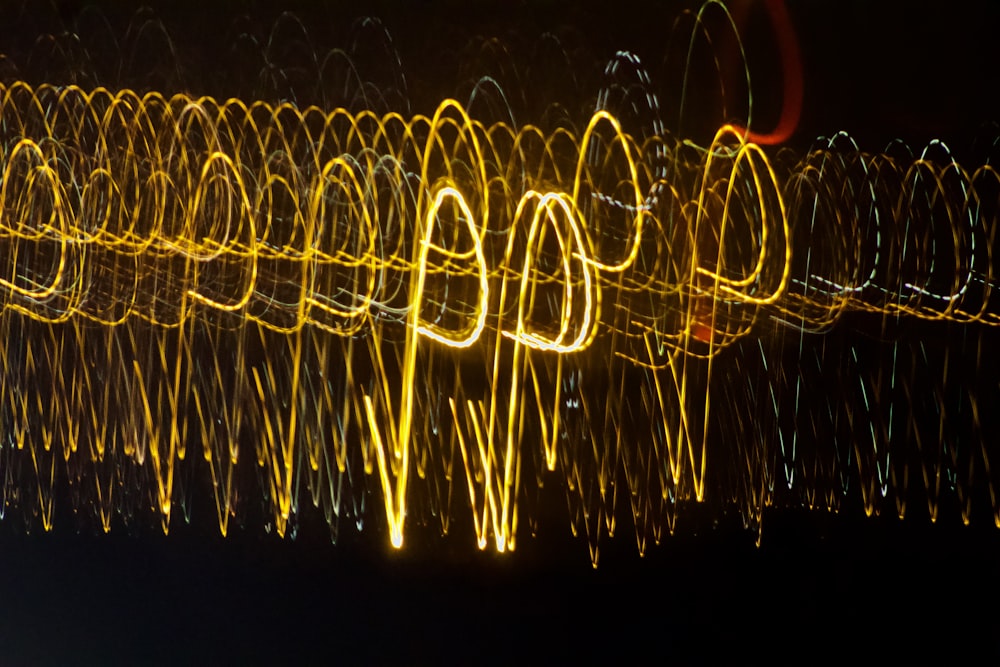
top-left (0, 74), bottom-right (997, 563)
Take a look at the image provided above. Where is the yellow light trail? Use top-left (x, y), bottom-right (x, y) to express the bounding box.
top-left (0, 80), bottom-right (998, 564)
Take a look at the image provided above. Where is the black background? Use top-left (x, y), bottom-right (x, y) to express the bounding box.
top-left (2, 1), bottom-right (1000, 664)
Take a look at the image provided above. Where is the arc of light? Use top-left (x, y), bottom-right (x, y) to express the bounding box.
top-left (416, 186), bottom-right (489, 348)
top-left (741, 0), bottom-right (803, 146)
top-left (0, 139), bottom-right (70, 304)
top-left (184, 151), bottom-right (258, 313)
top-left (503, 191), bottom-right (598, 354)
top-left (304, 156), bottom-right (377, 327)
top-left (694, 125), bottom-right (790, 306)
top-left (572, 110), bottom-right (644, 274)
top-left (365, 184), bottom-right (488, 549)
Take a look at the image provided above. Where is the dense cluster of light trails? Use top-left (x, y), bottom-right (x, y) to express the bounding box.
top-left (2, 2), bottom-right (999, 565)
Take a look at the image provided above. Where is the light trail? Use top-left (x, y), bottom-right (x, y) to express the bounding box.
top-left (1, 3), bottom-right (999, 566)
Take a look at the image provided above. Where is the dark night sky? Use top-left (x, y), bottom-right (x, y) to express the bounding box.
top-left (1, 1), bottom-right (1000, 664)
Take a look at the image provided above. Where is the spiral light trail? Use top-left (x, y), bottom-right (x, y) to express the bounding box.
top-left (1, 2), bottom-right (999, 566)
